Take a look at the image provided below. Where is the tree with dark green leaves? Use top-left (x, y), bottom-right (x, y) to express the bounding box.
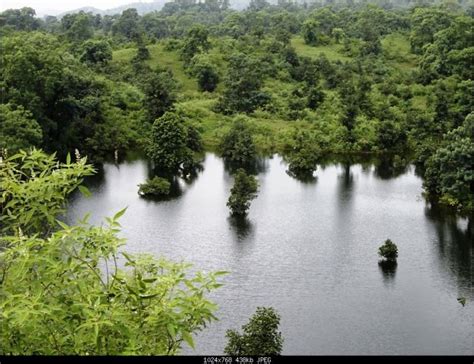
top-left (80, 39), bottom-right (112, 66)
top-left (133, 44), bottom-right (151, 62)
top-left (61, 12), bottom-right (93, 43)
top-left (378, 239), bottom-right (398, 262)
top-left (180, 24), bottom-right (211, 64)
top-left (423, 113), bottom-right (474, 212)
top-left (0, 32), bottom-right (105, 155)
top-left (0, 104), bottom-right (42, 153)
top-left (147, 112), bottom-right (197, 175)
top-left (227, 169), bottom-right (258, 217)
top-left (217, 53), bottom-right (270, 114)
top-left (191, 55), bottom-right (219, 92)
top-left (112, 8), bottom-right (142, 41)
top-left (220, 119), bottom-right (257, 169)
top-left (224, 307), bottom-right (283, 355)
top-left (285, 130), bottom-right (321, 180)
top-left (0, 7), bottom-right (40, 30)
top-left (143, 70), bottom-right (177, 122)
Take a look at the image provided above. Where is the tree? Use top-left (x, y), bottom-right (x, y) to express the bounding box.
top-left (0, 103), bottom-right (42, 152)
top-left (224, 307), bottom-right (283, 355)
top-left (377, 119), bottom-right (407, 151)
top-left (143, 70), bottom-right (177, 122)
top-left (0, 150), bottom-right (225, 355)
top-left (80, 39), bottom-right (113, 66)
top-left (191, 55), bottom-right (219, 92)
top-left (147, 112), bottom-right (196, 174)
top-left (61, 12), bottom-right (93, 43)
top-left (0, 32), bottom-right (106, 156)
top-left (302, 19), bottom-right (320, 46)
top-left (220, 119), bottom-right (257, 169)
top-left (112, 8), bottom-right (143, 41)
top-left (424, 113), bottom-right (474, 211)
top-left (378, 239), bottom-right (398, 262)
top-left (226, 169), bottom-right (258, 217)
top-left (306, 84), bottom-right (325, 110)
top-left (0, 7), bottom-right (40, 31)
top-left (217, 53), bottom-right (270, 114)
top-left (285, 130), bottom-right (321, 180)
top-left (133, 44), bottom-right (151, 62)
top-left (180, 25), bottom-right (211, 64)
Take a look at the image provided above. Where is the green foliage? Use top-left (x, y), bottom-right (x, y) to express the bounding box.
top-left (284, 130), bottom-right (322, 180)
top-left (227, 169), bottom-right (258, 217)
top-left (138, 176), bottom-right (171, 197)
top-left (224, 307), bottom-right (283, 356)
top-left (80, 40), bottom-right (113, 66)
top-left (148, 112), bottom-right (198, 175)
top-left (220, 118), bottom-right (257, 169)
top-left (0, 149), bottom-right (95, 236)
top-left (143, 69), bottom-right (177, 122)
top-left (180, 24), bottom-right (211, 64)
top-left (191, 55), bottom-right (220, 92)
top-left (0, 7), bottom-right (40, 31)
top-left (0, 214), bottom-right (224, 355)
top-left (0, 149), bottom-right (225, 355)
top-left (377, 119), bottom-right (407, 151)
top-left (424, 113), bottom-right (474, 212)
top-left (0, 103), bottom-right (42, 152)
top-left (61, 12), bottom-right (93, 43)
top-left (217, 53), bottom-right (270, 114)
top-left (112, 8), bottom-right (142, 42)
top-left (0, 32), bottom-right (105, 155)
top-left (378, 239), bottom-right (398, 262)
top-left (133, 44), bottom-right (151, 63)
top-left (302, 19), bottom-right (322, 46)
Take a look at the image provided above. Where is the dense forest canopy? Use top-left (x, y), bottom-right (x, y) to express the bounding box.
top-left (0, 0), bottom-right (473, 211)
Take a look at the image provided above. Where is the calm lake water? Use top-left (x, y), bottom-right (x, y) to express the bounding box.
top-left (66, 153), bottom-right (473, 355)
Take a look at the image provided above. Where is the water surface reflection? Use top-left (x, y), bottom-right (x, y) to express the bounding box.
top-left (67, 153), bottom-right (472, 355)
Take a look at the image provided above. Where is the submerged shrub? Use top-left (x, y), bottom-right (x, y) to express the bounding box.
top-left (378, 239), bottom-right (398, 261)
top-left (138, 176), bottom-right (171, 197)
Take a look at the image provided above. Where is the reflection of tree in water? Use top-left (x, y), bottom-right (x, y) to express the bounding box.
top-left (339, 162), bottom-right (354, 193)
top-left (425, 202), bottom-right (473, 298)
top-left (285, 169), bottom-right (318, 183)
top-left (228, 216), bottom-right (254, 242)
top-left (181, 163), bottom-right (204, 185)
top-left (223, 156), bottom-right (269, 175)
top-left (144, 161), bottom-right (205, 201)
top-left (82, 162), bottom-right (106, 189)
top-left (373, 155), bottom-right (410, 180)
top-left (378, 260), bottom-right (397, 286)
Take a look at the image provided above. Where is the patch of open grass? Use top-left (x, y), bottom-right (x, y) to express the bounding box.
top-left (382, 32), bottom-right (418, 72)
top-left (291, 36), bottom-right (350, 62)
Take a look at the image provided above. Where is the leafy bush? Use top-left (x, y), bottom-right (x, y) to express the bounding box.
top-left (0, 103), bottom-right (43, 152)
top-left (0, 149), bottom-right (94, 236)
top-left (138, 176), bottom-right (171, 197)
top-left (378, 239), bottom-right (398, 261)
top-left (0, 212), bottom-right (225, 355)
top-left (220, 118), bottom-right (257, 170)
top-left (227, 169), bottom-right (258, 216)
top-left (224, 307), bottom-right (283, 355)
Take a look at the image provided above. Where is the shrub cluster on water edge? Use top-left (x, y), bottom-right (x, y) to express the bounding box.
top-left (0, 149), bottom-right (226, 355)
top-left (138, 176), bottom-right (171, 197)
